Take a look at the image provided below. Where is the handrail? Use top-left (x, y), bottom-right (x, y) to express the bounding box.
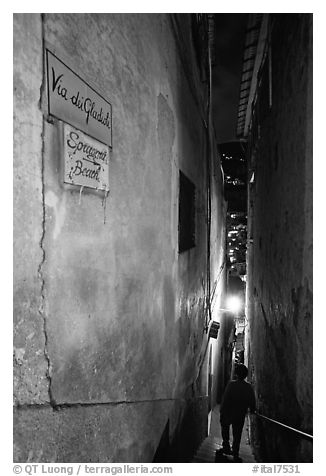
top-left (255, 412), bottom-right (313, 440)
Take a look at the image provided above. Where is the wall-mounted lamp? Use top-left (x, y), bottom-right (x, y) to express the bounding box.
top-left (209, 321), bottom-right (220, 339)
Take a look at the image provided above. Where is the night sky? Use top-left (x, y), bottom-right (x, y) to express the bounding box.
top-left (212, 14), bottom-right (248, 144)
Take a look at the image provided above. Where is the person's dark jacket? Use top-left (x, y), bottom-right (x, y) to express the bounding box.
top-left (220, 379), bottom-right (256, 423)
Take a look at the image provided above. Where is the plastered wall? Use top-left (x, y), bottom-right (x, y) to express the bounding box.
top-left (246, 14), bottom-right (313, 462)
top-left (14, 13), bottom-right (226, 462)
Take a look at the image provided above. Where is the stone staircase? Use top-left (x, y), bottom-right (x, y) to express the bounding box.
top-left (192, 406), bottom-right (256, 463)
top-left (192, 436), bottom-right (222, 462)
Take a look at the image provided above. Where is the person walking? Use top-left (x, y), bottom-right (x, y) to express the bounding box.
top-left (220, 363), bottom-right (256, 462)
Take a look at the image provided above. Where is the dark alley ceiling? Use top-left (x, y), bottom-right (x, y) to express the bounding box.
top-left (212, 13), bottom-right (248, 144)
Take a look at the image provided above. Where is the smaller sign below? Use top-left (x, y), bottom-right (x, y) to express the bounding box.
top-left (63, 123), bottom-right (109, 192)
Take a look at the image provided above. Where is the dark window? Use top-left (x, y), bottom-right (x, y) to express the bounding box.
top-left (178, 171), bottom-right (196, 253)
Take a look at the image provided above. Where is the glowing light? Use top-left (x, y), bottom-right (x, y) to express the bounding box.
top-left (226, 295), bottom-right (242, 314)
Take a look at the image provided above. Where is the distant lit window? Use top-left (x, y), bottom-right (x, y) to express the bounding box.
top-left (178, 171), bottom-right (196, 253)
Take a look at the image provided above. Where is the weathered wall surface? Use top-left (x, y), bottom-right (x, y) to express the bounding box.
top-left (207, 127), bottom-right (228, 410)
top-left (246, 14), bottom-right (313, 462)
top-left (13, 13), bottom-right (50, 406)
top-left (14, 13), bottom-right (225, 462)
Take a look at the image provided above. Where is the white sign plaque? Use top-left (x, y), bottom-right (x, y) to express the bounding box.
top-left (46, 49), bottom-right (112, 147)
top-left (63, 123), bottom-right (109, 192)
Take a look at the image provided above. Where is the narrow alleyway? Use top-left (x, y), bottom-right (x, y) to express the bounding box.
top-left (13, 13), bottom-right (312, 464)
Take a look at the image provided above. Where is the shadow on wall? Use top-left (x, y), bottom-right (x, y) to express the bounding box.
top-left (153, 397), bottom-right (209, 462)
top-left (250, 301), bottom-right (312, 462)
top-left (250, 415), bottom-right (313, 463)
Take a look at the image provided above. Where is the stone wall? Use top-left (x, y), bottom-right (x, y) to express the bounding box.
top-left (13, 13), bottom-right (225, 462)
top-left (246, 14), bottom-right (313, 462)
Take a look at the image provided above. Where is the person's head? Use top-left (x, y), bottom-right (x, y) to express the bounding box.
top-left (234, 363), bottom-right (248, 380)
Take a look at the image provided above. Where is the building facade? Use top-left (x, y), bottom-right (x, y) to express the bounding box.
top-left (240, 14), bottom-right (313, 462)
